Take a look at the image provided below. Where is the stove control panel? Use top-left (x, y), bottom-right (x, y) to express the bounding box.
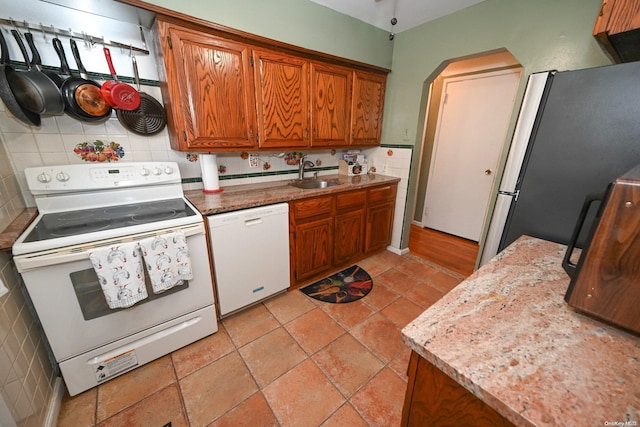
top-left (25, 162), bottom-right (182, 194)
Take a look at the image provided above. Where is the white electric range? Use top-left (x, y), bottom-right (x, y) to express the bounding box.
top-left (13, 162), bottom-right (218, 396)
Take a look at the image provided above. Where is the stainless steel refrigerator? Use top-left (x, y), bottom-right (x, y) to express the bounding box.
top-left (481, 61), bottom-right (640, 265)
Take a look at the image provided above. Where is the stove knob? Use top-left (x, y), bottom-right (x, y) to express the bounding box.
top-left (37, 172), bottom-right (52, 183)
top-left (164, 166), bottom-right (174, 175)
top-left (56, 171), bottom-right (70, 182)
top-left (153, 167), bottom-right (162, 176)
top-left (140, 168), bottom-right (150, 176)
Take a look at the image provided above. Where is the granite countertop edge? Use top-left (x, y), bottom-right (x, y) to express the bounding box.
top-left (401, 236), bottom-right (640, 427)
top-left (0, 208), bottom-right (39, 252)
top-left (185, 173), bottom-right (401, 215)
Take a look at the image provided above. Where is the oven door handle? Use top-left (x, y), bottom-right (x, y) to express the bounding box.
top-left (14, 223), bottom-right (205, 271)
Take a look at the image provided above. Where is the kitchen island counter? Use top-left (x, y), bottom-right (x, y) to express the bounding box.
top-left (185, 173), bottom-right (400, 215)
top-left (401, 236), bottom-right (640, 426)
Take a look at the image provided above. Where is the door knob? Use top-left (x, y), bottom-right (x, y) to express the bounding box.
top-left (485, 169), bottom-right (492, 175)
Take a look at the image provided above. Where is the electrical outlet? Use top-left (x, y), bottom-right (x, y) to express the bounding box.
top-left (249, 153), bottom-right (259, 168)
top-left (382, 164), bottom-right (389, 174)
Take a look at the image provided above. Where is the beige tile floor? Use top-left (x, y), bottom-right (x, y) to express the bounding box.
top-left (56, 250), bottom-right (465, 427)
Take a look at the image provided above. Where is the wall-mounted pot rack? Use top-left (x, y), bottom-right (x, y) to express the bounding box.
top-left (0, 17), bottom-right (149, 55)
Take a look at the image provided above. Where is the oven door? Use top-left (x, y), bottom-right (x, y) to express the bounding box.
top-left (14, 223), bottom-right (216, 362)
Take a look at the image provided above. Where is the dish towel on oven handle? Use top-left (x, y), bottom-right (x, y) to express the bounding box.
top-left (87, 242), bottom-right (147, 309)
top-left (139, 231), bottom-right (193, 293)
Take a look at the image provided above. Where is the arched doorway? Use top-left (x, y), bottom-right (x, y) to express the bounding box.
top-left (410, 49), bottom-right (523, 274)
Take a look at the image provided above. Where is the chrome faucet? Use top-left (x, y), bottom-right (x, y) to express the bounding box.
top-left (298, 155), bottom-right (315, 179)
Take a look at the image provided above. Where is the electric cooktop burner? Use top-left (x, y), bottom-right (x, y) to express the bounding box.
top-left (24, 198), bottom-right (197, 242)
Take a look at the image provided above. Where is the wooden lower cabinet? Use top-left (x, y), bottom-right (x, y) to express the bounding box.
top-left (334, 210), bottom-right (365, 265)
top-left (289, 183), bottom-right (396, 287)
top-left (293, 217), bottom-right (333, 281)
top-left (402, 351), bottom-right (515, 427)
top-left (365, 183), bottom-right (396, 253)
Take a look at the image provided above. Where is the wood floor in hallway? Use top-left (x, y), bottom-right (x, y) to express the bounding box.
top-left (408, 224), bottom-right (479, 276)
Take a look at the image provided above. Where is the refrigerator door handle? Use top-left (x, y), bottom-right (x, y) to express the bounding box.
top-left (498, 189), bottom-right (520, 200)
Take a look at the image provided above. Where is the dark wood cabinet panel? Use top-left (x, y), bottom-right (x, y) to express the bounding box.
top-left (364, 184), bottom-right (396, 254)
top-left (157, 20), bottom-right (257, 150)
top-left (293, 218), bottom-right (333, 281)
top-left (292, 195), bottom-right (333, 221)
top-left (334, 210), bottom-right (365, 265)
top-left (253, 50), bottom-right (310, 148)
top-left (365, 202), bottom-right (394, 254)
top-left (352, 71), bottom-right (386, 146)
top-left (402, 351), bottom-right (514, 427)
top-left (311, 63), bottom-right (352, 147)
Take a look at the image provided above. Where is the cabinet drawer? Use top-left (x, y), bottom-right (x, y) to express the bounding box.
top-left (292, 196), bottom-right (334, 220)
top-left (336, 190), bottom-right (366, 211)
top-left (368, 184), bottom-right (396, 204)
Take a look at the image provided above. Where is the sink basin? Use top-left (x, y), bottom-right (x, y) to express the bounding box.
top-left (289, 179), bottom-right (343, 189)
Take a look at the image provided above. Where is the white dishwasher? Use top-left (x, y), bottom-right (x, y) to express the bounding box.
top-left (207, 203), bottom-right (290, 317)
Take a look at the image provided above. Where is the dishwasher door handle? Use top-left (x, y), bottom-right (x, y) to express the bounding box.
top-left (244, 218), bottom-right (263, 226)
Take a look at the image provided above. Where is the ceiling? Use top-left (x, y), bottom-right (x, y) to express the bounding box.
top-left (309, 0), bottom-right (487, 34)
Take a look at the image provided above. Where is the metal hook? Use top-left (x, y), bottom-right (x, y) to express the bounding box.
top-left (39, 23), bottom-right (47, 41)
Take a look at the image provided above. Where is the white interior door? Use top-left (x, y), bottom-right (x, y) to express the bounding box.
top-left (423, 69), bottom-right (520, 241)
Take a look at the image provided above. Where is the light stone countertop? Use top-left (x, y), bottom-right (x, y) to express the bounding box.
top-left (185, 173), bottom-right (400, 215)
top-left (402, 236), bottom-right (640, 427)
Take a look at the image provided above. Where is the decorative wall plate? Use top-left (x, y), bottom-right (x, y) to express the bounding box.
top-left (74, 140), bottom-right (125, 162)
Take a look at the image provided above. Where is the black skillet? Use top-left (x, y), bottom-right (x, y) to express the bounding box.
top-left (24, 32), bottom-right (63, 87)
top-left (7, 30), bottom-right (64, 115)
top-left (53, 37), bottom-right (111, 122)
top-left (0, 30), bottom-right (40, 126)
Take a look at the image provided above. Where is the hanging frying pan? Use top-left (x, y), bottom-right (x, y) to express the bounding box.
top-left (0, 30), bottom-right (40, 126)
top-left (102, 47), bottom-right (140, 111)
top-left (67, 39), bottom-right (112, 120)
top-left (116, 55), bottom-right (166, 135)
top-left (24, 32), bottom-right (63, 87)
top-left (7, 30), bottom-right (64, 115)
top-left (53, 37), bottom-right (106, 122)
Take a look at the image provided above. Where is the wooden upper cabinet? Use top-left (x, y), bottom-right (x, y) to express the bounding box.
top-left (593, 0), bottom-right (640, 62)
top-left (157, 20), bottom-right (257, 151)
top-left (310, 63), bottom-right (352, 147)
top-left (351, 71), bottom-right (386, 146)
top-left (253, 49), bottom-right (310, 148)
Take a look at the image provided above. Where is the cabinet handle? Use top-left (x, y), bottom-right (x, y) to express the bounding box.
top-left (182, 131), bottom-right (187, 142)
top-left (303, 128), bottom-right (308, 139)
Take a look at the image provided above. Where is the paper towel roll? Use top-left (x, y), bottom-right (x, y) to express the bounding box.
top-left (200, 154), bottom-right (223, 193)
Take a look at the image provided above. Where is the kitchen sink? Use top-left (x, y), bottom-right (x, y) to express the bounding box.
top-left (289, 179), bottom-right (343, 189)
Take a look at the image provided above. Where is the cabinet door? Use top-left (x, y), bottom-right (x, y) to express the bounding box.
top-left (402, 351), bottom-right (514, 426)
top-left (334, 209), bottom-right (365, 265)
top-left (294, 218), bottom-right (333, 281)
top-left (351, 71), bottom-right (386, 146)
top-left (253, 49), bottom-right (310, 148)
top-left (158, 21), bottom-right (257, 151)
top-left (311, 63), bottom-right (352, 147)
top-left (365, 201), bottom-right (394, 253)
